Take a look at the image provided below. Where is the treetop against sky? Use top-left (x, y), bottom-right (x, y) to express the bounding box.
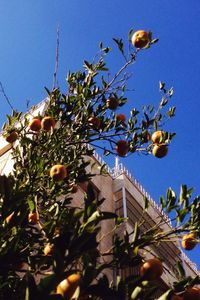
top-left (0, 1), bottom-right (199, 269)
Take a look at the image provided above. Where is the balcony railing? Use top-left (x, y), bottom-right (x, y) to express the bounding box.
top-left (113, 162), bottom-right (173, 227)
top-left (90, 149), bottom-right (200, 277)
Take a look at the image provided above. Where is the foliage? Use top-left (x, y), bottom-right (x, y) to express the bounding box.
top-left (0, 30), bottom-right (199, 299)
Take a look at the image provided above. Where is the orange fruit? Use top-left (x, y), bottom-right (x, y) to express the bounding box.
top-left (29, 118), bottom-right (41, 132)
top-left (5, 131), bottom-right (18, 143)
top-left (41, 116), bottom-right (56, 131)
top-left (131, 30), bottom-right (151, 49)
top-left (116, 140), bottom-right (129, 157)
top-left (152, 144), bottom-right (168, 158)
top-left (183, 287), bottom-right (200, 300)
top-left (106, 97), bottom-right (118, 110)
top-left (50, 165), bottom-right (67, 181)
top-left (28, 212), bottom-right (39, 225)
top-left (88, 116), bottom-right (101, 129)
top-left (181, 232), bottom-right (197, 251)
top-left (140, 258), bottom-right (163, 280)
top-left (56, 274), bottom-right (81, 299)
top-left (151, 130), bottom-right (164, 144)
top-left (44, 243), bottom-right (54, 256)
top-left (116, 114), bottom-right (126, 122)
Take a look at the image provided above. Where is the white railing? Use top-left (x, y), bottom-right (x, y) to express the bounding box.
top-left (87, 144), bottom-right (113, 174)
top-left (181, 251), bottom-right (200, 276)
top-left (88, 152), bottom-right (200, 276)
top-left (112, 162), bottom-right (173, 227)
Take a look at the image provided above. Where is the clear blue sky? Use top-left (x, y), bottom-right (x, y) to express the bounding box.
top-left (0, 1), bottom-right (199, 268)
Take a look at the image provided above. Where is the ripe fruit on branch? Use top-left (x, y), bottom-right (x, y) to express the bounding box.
top-left (152, 144), bottom-right (168, 158)
top-left (88, 116), bottom-right (101, 129)
top-left (131, 30), bottom-right (151, 49)
top-left (5, 131), bottom-right (18, 143)
top-left (41, 116), bottom-right (56, 131)
top-left (28, 212), bottom-right (39, 225)
top-left (151, 130), bottom-right (164, 144)
top-left (116, 140), bottom-right (129, 157)
top-left (106, 97), bottom-right (118, 110)
top-left (56, 273), bottom-right (81, 299)
top-left (181, 232), bottom-right (197, 251)
top-left (140, 258), bottom-right (163, 280)
top-left (183, 287), bottom-right (200, 300)
top-left (29, 118), bottom-right (41, 132)
top-left (44, 243), bottom-right (54, 256)
top-left (116, 114), bottom-right (126, 123)
top-left (50, 164), bottom-right (67, 181)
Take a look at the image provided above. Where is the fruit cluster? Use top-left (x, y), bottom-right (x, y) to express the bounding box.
top-left (151, 130), bottom-right (168, 158)
top-left (29, 116), bottom-right (56, 132)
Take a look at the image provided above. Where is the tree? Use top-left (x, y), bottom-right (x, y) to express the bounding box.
top-left (0, 29), bottom-right (199, 300)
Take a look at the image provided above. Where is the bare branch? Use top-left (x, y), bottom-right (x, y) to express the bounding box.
top-left (0, 81), bottom-right (15, 111)
top-left (52, 25), bottom-right (60, 89)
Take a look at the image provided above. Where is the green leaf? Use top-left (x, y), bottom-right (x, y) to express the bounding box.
top-left (176, 208), bottom-right (188, 223)
top-left (83, 211), bottom-right (100, 227)
top-left (100, 163), bottom-right (108, 175)
top-left (179, 185), bottom-right (187, 204)
top-left (177, 261), bottom-right (186, 278)
top-left (113, 38), bottom-right (125, 56)
top-left (167, 106), bottom-right (176, 117)
top-left (168, 87), bottom-right (174, 97)
top-left (132, 222), bottom-right (140, 244)
top-left (84, 60), bottom-right (93, 72)
top-left (101, 76), bottom-right (108, 88)
top-left (24, 272), bottom-right (37, 300)
top-left (44, 86), bottom-right (51, 95)
top-left (159, 81), bottom-right (165, 91)
top-left (160, 196), bottom-right (166, 208)
top-left (27, 197), bottom-right (35, 212)
top-left (131, 286), bottom-right (142, 299)
top-left (151, 38), bottom-right (159, 44)
top-left (143, 196), bottom-right (150, 210)
top-left (100, 211), bottom-right (118, 221)
top-left (166, 188), bottom-right (177, 212)
top-left (160, 97), bottom-right (168, 107)
top-left (103, 47), bottom-right (111, 53)
top-left (128, 28), bottom-right (134, 41)
top-left (157, 289), bottom-right (173, 300)
top-left (38, 274), bottom-right (57, 295)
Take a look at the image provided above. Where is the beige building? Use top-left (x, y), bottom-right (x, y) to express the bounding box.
top-left (0, 99), bottom-right (199, 297)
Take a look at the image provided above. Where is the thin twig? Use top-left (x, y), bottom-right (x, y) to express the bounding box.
top-left (52, 25), bottom-right (60, 89)
top-left (93, 49), bottom-right (140, 107)
top-left (0, 81), bottom-right (15, 111)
